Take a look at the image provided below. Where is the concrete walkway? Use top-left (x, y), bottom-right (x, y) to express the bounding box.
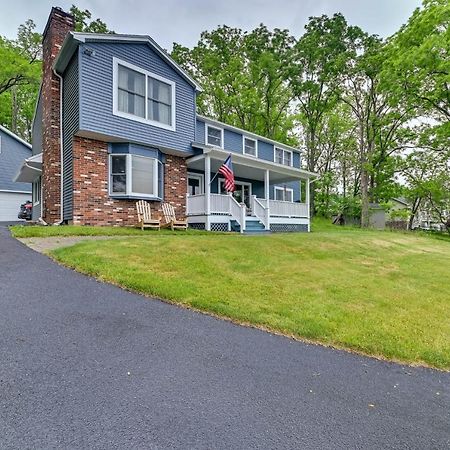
top-left (0, 223), bottom-right (448, 449)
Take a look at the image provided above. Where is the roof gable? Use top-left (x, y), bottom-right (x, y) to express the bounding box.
top-left (0, 126), bottom-right (32, 192)
top-left (54, 32), bottom-right (202, 92)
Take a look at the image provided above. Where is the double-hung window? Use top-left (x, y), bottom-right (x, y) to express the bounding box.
top-left (110, 154), bottom-right (162, 199)
top-left (274, 186), bottom-right (294, 202)
top-left (206, 125), bottom-right (223, 147)
top-left (274, 147), bottom-right (292, 166)
top-left (243, 137), bottom-right (257, 157)
top-left (114, 58), bottom-right (175, 130)
top-left (117, 65), bottom-right (145, 118)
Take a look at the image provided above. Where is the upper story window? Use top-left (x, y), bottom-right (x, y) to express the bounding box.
top-left (275, 147), bottom-right (292, 166)
top-left (110, 154), bottom-right (162, 199)
top-left (113, 58), bottom-right (175, 131)
top-left (243, 136), bottom-right (257, 157)
top-left (206, 125), bottom-right (223, 147)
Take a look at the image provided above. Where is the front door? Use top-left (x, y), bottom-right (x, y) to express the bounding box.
top-left (219, 180), bottom-right (252, 210)
top-left (187, 174), bottom-right (204, 195)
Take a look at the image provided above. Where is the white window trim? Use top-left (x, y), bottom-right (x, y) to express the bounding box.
top-left (112, 57), bottom-right (176, 132)
top-left (187, 172), bottom-right (204, 195)
top-left (243, 135), bottom-right (258, 158)
top-left (108, 153), bottom-right (161, 199)
top-left (274, 147), bottom-right (293, 167)
top-left (205, 124), bottom-right (224, 149)
top-left (33, 178), bottom-right (42, 206)
top-left (274, 186), bottom-right (294, 202)
top-left (218, 178), bottom-right (252, 198)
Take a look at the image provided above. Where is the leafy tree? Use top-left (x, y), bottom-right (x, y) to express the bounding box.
top-left (69, 5), bottom-right (113, 33)
top-left (289, 14), bottom-right (367, 214)
top-left (0, 7), bottom-right (112, 139)
top-left (383, 0), bottom-right (449, 154)
top-left (172, 25), bottom-right (296, 143)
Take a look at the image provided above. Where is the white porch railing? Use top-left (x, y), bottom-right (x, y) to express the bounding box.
top-left (210, 193), bottom-right (230, 214)
top-left (186, 193), bottom-right (246, 232)
top-left (186, 194), bottom-right (205, 215)
top-left (266, 199), bottom-right (308, 217)
top-left (228, 194), bottom-right (246, 232)
top-left (250, 195), bottom-right (269, 229)
top-left (186, 194), bottom-right (308, 229)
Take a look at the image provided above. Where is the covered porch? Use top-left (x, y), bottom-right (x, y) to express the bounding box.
top-left (186, 148), bottom-right (315, 233)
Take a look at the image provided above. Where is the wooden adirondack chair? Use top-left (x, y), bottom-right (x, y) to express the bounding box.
top-left (135, 200), bottom-right (161, 231)
top-left (161, 203), bottom-right (188, 230)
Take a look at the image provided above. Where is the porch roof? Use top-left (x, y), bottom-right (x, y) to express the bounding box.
top-left (14, 153), bottom-right (42, 183)
top-left (187, 146), bottom-right (317, 183)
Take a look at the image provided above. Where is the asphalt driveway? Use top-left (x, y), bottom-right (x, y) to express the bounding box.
top-left (0, 224), bottom-right (448, 449)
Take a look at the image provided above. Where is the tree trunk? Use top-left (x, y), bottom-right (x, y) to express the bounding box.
top-left (360, 168), bottom-right (370, 228)
top-left (359, 121), bottom-right (370, 228)
top-left (408, 197), bottom-right (421, 230)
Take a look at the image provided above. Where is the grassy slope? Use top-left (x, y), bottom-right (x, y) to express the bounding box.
top-left (10, 225), bottom-right (207, 238)
top-left (48, 219), bottom-right (450, 369)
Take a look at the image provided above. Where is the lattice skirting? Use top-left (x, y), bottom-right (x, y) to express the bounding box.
top-left (210, 223), bottom-right (229, 232)
top-left (270, 223), bottom-right (308, 232)
top-left (188, 223), bottom-right (206, 230)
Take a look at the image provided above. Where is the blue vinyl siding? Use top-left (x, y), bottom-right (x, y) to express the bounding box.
top-left (224, 129), bottom-right (243, 153)
top-left (62, 52), bottom-right (79, 221)
top-left (195, 119), bottom-right (205, 143)
top-left (195, 119), bottom-right (301, 168)
top-left (0, 129), bottom-right (31, 192)
top-left (79, 43), bottom-right (196, 153)
top-left (257, 141), bottom-right (274, 162)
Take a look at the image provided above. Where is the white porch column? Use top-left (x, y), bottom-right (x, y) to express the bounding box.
top-left (205, 154), bottom-right (211, 231)
top-left (264, 169), bottom-right (270, 230)
top-left (306, 178), bottom-right (311, 232)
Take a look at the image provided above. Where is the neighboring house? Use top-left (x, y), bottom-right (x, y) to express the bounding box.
top-left (0, 125), bottom-right (32, 221)
top-left (413, 200), bottom-right (449, 232)
top-left (16, 7), bottom-right (316, 232)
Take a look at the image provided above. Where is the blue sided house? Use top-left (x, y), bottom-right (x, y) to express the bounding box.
top-left (16, 7), bottom-right (316, 232)
top-left (0, 125), bottom-right (32, 221)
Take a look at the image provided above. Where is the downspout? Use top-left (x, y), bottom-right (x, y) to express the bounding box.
top-left (54, 68), bottom-right (64, 224)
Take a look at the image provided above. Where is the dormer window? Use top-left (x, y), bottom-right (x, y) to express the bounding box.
top-left (113, 58), bottom-right (175, 131)
top-left (206, 125), bottom-right (223, 147)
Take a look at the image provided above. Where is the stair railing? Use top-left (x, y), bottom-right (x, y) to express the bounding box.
top-left (251, 195), bottom-right (269, 230)
top-left (228, 193), bottom-right (246, 233)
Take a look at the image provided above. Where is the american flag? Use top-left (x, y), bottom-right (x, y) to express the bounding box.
top-left (218, 154), bottom-right (235, 192)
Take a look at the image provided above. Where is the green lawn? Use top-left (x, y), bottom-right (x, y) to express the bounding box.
top-left (39, 219), bottom-right (450, 370)
top-left (10, 224), bottom-right (207, 238)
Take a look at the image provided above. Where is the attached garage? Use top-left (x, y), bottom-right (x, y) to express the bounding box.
top-left (0, 191), bottom-right (31, 221)
top-left (0, 126), bottom-right (32, 222)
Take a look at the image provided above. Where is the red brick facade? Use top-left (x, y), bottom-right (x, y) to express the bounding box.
top-left (41, 8), bottom-right (75, 224)
top-left (72, 136), bottom-right (187, 226)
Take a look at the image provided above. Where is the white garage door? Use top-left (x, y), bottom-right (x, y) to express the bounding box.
top-left (0, 191), bottom-right (32, 221)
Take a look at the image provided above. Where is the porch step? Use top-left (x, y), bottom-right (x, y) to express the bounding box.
top-left (230, 219), bottom-right (271, 234)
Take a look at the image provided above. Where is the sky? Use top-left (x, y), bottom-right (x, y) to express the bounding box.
top-left (0, 0), bottom-right (422, 50)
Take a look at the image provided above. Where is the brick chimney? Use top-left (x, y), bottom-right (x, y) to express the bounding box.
top-left (41, 7), bottom-right (75, 223)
